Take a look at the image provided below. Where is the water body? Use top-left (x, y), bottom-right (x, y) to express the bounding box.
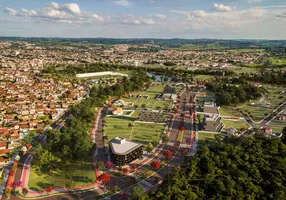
top-left (146, 72), bottom-right (172, 82)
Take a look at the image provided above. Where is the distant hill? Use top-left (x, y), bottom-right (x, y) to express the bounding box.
top-left (0, 37), bottom-right (286, 49)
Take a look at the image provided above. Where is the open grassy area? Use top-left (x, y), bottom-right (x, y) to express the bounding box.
top-left (105, 116), bottom-right (165, 145)
top-left (219, 107), bottom-right (241, 117)
top-left (222, 119), bottom-right (248, 130)
top-left (121, 83), bottom-right (173, 110)
top-left (228, 49), bottom-right (265, 53)
top-left (271, 127), bottom-right (284, 133)
top-left (239, 105), bottom-right (273, 121)
top-left (195, 75), bottom-right (215, 81)
top-left (232, 67), bottom-right (260, 74)
top-left (262, 84), bottom-right (286, 106)
top-left (268, 121), bottom-right (286, 127)
top-left (131, 122), bottom-right (165, 145)
top-left (29, 161), bottom-right (96, 191)
top-left (198, 132), bottom-right (216, 141)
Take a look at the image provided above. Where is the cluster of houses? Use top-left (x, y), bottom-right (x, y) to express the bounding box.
top-left (0, 52), bottom-right (88, 166)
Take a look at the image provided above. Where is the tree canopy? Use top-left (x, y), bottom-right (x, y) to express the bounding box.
top-left (149, 134), bottom-right (286, 200)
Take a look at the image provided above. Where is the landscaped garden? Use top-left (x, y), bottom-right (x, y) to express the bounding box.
top-left (28, 159), bottom-right (96, 191)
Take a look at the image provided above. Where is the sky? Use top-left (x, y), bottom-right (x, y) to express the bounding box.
top-left (0, 0), bottom-right (286, 39)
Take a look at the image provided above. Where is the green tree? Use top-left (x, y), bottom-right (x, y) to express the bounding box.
top-left (22, 188), bottom-right (28, 196)
top-left (97, 161), bottom-right (105, 171)
top-left (130, 185), bottom-right (148, 200)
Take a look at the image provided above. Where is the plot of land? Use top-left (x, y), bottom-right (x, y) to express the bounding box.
top-left (28, 161), bottom-right (96, 191)
top-left (271, 127), bottom-right (284, 133)
top-left (239, 105), bottom-right (273, 121)
top-left (219, 107), bottom-right (241, 117)
top-left (121, 83), bottom-right (174, 110)
top-left (268, 121), bottom-right (286, 127)
top-left (222, 119), bottom-right (248, 130)
top-left (198, 132), bottom-right (216, 141)
top-left (105, 116), bottom-right (165, 145)
top-left (195, 75), bottom-right (215, 81)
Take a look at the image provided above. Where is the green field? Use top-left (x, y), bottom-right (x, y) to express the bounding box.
top-left (228, 49), bottom-right (265, 53)
top-left (105, 116), bottom-right (165, 145)
top-left (271, 127), bottom-right (284, 133)
top-left (239, 105), bottom-right (273, 121)
top-left (222, 119), bottom-right (248, 130)
top-left (198, 132), bottom-right (216, 141)
top-left (268, 121), bottom-right (286, 127)
top-left (195, 75), bottom-right (215, 81)
top-left (219, 107), bottom-right (241, 117)
top-left (121, 83), bottom-right (173, 110)
top-left (29, 161), bottom-right (96, 191)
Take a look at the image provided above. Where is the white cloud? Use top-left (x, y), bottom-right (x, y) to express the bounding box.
top-left (170, 10), bottom-right (188, 15)
top-left (55, 19), bottom-right (72, 24)
top-left (3, 7), bottom-right (17, 16)
top-left (276, 12), bottom-right (286, 18)
top-left (134, 19), bottom-right (141, 24)
top-left (50, 2), bottom-right (59, 10)
top-left (188, 10), bottom-right (209, 18)
top-left (114, 0), bottom-right (130, 7)
top-left (248, 0), bottom-right (262, 4)
top-left (19, 9), bottom-right (38, 16)
top-left (93, 14), bottom-right (104, 21)
top-left (2, 2), bottom-right (107, 24)
top-left (213, 3), bottom-right (233, 12)
top-left (61, 3), bottom-right (81, 15)
top-left (143, 18), bottom-right (155, 24)
top-left (155, 14), bottom-right (166, 19)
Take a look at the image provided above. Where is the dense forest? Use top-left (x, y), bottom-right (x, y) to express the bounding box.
top-left (238, 70), bottom-right (286, 85)
top-left (206, 82), bottom-right (262, 106)
top-left (149, 131), bottom-right (286, 200)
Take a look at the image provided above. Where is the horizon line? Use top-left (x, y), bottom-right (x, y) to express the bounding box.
top-left (0, 36), bottom-right (286, 41)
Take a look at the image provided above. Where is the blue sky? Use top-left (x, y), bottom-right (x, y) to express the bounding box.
top-left (0, 0), bottom-right (286, 39)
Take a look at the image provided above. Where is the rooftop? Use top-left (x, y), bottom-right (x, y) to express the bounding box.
top-left (109, 137), bottom-right (143, 156)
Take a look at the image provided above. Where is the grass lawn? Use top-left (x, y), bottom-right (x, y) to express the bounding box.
top-left (268, 121), bottom-right (286, 127)
top-left (239, 105), bottom-right (273, 121)
top-left (121, 83), bottom-right (173, 110)
top-left (131, 122), bottom-right (165, 145)
top-left (271, 127), bottom-right (284, 133)
top-left (219, 107), bottom-right (241, 117)
top-left (222, 119), bottom-right (247, 130)
top-left (29, 161), bottom-right (96, 191)
top-left (105, 116), bottom-right (165, 145)
top-left (195, 75), bottom-right (215, 81)
top-left (233, 67), bottom-right (260, 74)
top-left (198, 132), bottom-right (216, 141)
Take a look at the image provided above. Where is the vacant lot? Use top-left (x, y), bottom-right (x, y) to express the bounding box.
top-left (222, 119), bottom-right (248, 130)
top-left (219, 107), bottom-right (241, 117)
top-left (198, 132), bottom-right (216, 141)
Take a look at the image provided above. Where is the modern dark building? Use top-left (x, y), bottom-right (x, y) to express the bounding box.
top-left (109, 137), bottom-right (143, 166)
